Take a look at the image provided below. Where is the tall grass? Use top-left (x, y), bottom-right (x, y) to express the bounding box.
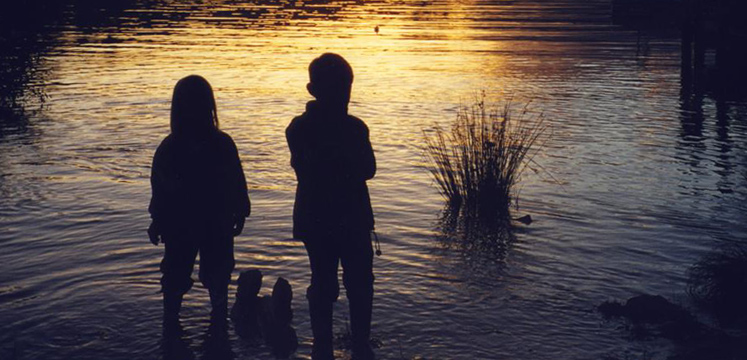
top-left (423, 95), bottom-right (548, 223)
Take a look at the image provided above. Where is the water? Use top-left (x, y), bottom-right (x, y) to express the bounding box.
top-left (2, 0), bottom-right (747, 359)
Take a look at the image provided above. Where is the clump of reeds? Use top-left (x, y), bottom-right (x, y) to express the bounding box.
top-left (687, 243), bottom-right (747, 327)
top-left (423, 95), bottom-right (548, 223)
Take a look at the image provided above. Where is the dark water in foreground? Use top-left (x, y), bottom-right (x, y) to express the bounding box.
top-left (2, 1), bottom-right (747, 359)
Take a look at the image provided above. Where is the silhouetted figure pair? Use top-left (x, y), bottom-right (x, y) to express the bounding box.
top-left (148, 53), bottom-right (376, 360)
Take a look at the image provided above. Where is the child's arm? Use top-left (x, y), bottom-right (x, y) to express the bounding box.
top-left (225, 135), bottom-right (250, 236)
top-left (286, 118), bottom-right (309, 178)
top-left (345, 120), bottom-right (376, 182)
top-left (147, 142), bottom-right (168, 245)
top-left (359, 123), bottom-right (376, 181)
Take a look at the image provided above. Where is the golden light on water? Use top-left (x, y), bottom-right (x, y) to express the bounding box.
top-left (54, 0), bottom-right (519, 127)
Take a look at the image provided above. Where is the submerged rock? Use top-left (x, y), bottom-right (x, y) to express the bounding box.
top-left (600, 295), bottom-right (684, 322)
top-left (601, 295), bottom-right (747, 359)
top-left (624, 295), bottom-right (689, 324)
top-left (598, 294), bottom-right (702, 341)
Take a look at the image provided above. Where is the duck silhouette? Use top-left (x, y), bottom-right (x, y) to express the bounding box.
top-left (513, 214), bottom-right (532, 225)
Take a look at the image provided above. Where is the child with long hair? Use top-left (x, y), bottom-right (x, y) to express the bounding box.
top-left (148, 75), bottom-right (250, 332)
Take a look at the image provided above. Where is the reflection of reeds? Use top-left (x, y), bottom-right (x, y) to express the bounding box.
top-left (437, 207), bottom-right (515, 263)
top-left (0, 50), bottom-right (48, 114)
top-left (1, 8), bottom-right (55, 120)
top-left (423, 95), bottom-right (548, 223)
top-left (688, 243), bottom-right (747, 326)
top-left (1, 0), bottom-right (134, 120)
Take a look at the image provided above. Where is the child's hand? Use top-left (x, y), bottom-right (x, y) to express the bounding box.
top-left (232, 215), bottom-right (245, 236)
top-left (147, 221), bottom-right (161, 246)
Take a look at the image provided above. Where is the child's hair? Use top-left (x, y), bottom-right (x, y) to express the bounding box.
top-left (308, 53), bottom-right (354, 86)
top-left (170, 75), bottom-right (219, 136)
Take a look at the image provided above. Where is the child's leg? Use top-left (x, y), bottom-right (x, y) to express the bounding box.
top-left (199, 233), bottom-right (235, 322)
top-left (303, 237), bottom-right (341, 359)
top-left (160, 235), bottom-right (199, 325)
top-left (340, 230), bottom-right (374, 354)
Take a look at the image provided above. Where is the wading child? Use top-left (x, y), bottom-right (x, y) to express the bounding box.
top-left (148, 75), bottom-right (250, 332)
top-left (286, 53), bottom-right (376, 360)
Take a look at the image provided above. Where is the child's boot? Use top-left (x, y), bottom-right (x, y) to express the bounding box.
top-left (350, 295), bottom-right (374, 360)
top-left (209, 286), bottom-right (229, 327)
top-left (163, 292), bottom-right (183, 336)
top-left (309, 299), bottom-right (334, 360)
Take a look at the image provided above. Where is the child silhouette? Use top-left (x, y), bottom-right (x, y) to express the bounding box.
top-left (286, 53), bottom-right (376, 360)
top-left (148, 75), bottom-right (250, 332)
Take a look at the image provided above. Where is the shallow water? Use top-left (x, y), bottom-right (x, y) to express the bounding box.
top-left (2, 0), bottom-right (747, 359)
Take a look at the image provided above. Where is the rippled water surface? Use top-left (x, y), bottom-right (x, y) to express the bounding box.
top-left (2, 1), bottom-right (747, 359)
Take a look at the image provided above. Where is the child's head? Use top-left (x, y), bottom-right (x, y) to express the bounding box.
top-left (170, 75), bottom-right (219, 137)
top-left (307, 53), bottom-right (353, 107)
top-left (237, 269), bottom-right (263, 298)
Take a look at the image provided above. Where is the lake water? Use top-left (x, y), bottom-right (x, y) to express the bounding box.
top-left (2, 0), bottom-right (747, 359)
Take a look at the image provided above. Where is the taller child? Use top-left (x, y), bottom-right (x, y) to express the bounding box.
top-left (286, 53), bottom-right (377, 360)
top-left (148, 75), bottom-right (250, 332)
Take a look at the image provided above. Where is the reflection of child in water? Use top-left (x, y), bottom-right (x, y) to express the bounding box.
top-left (147, 75), bottom-right (250, 331)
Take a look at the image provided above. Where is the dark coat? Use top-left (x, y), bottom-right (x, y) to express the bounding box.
top-left (149, 130), bottom-right (250, 232)
top-left (286, 101), bottom-right (376, 239)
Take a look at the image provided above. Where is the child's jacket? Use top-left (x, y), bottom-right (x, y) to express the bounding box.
top-left (286, 101), bottom-right (376, 239)
top-left (149, 130), bottom-right (250, 232)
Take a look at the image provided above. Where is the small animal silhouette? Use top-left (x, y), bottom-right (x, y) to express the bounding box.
top-left (231, 269), bottom-right (298, 358)
top-left (513, 214), bottom-right (532, 225)
top-left (264, 278), bottom-right (298, 358)
top-left (231, 269), bottom-right (263, 340)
